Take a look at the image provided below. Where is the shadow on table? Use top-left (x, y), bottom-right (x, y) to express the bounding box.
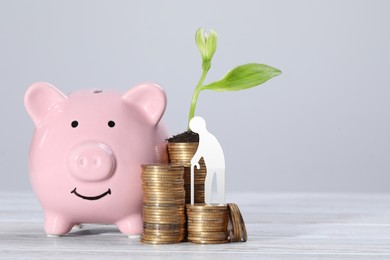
top-left (66, 224), bottom-right (123, 237)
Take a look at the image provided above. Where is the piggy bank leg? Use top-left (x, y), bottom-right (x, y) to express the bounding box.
top-left (44, 212), bottom-right (74, 236)
top-left (116, 214), bottom-right (143, 237)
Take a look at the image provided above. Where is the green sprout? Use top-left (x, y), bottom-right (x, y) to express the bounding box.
top-left (187, 28), bottom-right (282, 128)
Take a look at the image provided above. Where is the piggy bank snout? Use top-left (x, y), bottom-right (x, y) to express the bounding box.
top-left (68, 143), bottom-right (116, 181)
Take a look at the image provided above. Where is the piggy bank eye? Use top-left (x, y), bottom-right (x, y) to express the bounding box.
top-left (71, 120), bottom-right (79, 128)
top-left (108, 120), bottom-right (115, 128)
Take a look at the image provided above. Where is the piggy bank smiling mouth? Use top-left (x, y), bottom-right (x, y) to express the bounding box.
top-left (71, 188), bottom-right (111, 200)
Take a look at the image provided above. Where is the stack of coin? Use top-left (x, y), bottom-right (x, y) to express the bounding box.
top-left (154, 143), bottom-right (169, 163)
top-left (184, 165), bottom-right (206, 204)
top-left (186, 204), bottom-right (230, 244)
top-left (167, 142), bottom-right (207, 204)
top-left (227, 203), bottom-right (248, 242)
top-left (141, 164), bottom-right (186, 244)
top-left (167, 142), bottom-right (198, 166)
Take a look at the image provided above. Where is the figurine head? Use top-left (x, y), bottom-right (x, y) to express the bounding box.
top-left (189, 116), bottom-right (207, 134)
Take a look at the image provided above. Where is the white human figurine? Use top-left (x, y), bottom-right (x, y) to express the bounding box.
top-left (190, 116), bottom-right (225, 205)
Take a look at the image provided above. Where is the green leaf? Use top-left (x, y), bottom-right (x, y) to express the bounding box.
top-left (201, 63), bottom-right (281, 92)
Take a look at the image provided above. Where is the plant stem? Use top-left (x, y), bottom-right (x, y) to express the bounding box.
top-left (188, 65), bottom-right (209, 129)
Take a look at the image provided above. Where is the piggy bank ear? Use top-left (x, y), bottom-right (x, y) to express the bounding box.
top-left (24, 82), bottom-right (67, 127)
top-left (122, 83), bottom-right (167, 126)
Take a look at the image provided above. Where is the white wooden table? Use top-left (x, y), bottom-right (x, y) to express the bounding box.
top-left (1, 192), bottom-right (390, 259)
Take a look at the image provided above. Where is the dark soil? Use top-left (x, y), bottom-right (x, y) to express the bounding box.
top-left (167, 130), bottom-right (199, 143)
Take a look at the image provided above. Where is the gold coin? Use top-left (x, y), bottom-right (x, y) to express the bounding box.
top-left (143, 197), bottom-right (185, 202)
top-left (187, 227), bottom-right (227, 232)
top-left (142, 179), bottom-right (183, 184)
top-left (143, 195), bottom-right (185, 200)
top-left (188, 236), bottom-right (229, 242)
top-left (143, 205), bottom-right (185, 210)
top-left (142, 189), bottom-right (185, 194)
top-left (187, 233), bottom-right (229, 240)
top-left (187, 223), bottom-right (228, 228)
top-left (144, 203), bottom-right (184, 207)
top-left (142, 173), bottom-right (183, 176)
top-left (143, 219), bottom-right (186, 225)
top-left (187, 209), bottom-right (228, 215)
top-left (168, 154), bottom-right (197, 158)
top-left (143, 187), bottom-right (183, 191)
top-left (187, 238), bottom-right (230, 244)
top-left (143, 178), bottom-right (182, 182)
top-left (143, 191), bottom-right (184, 195)
top-left (142, 173), bottom-right (183, 178)
top-left (143, 186), bottom-right (184, 190)
top-left (188, 223), bottom-right (227, 228)
top-left (141, 236), bottom-right (184, 243)
top-left (187, 211), bottom-right (227, 216)
top-left (143, 182), bottom-right (184, 186)
top-left (187, 228), bottom-right (227, 233)
top-left (143, 210), bottom-right (185, 216)
top-left (142, 166), bottom-right (183, 170)
top-left (143, 208), bottom-right (185, 212)
top-left (143, 189), bottom-right (185, 194)
top-left (188, 229), bottom-right (228, 235)
top-left (142, 171), bottom-right (183, 174)
top-left (143, 229), bottom-right (186, 234)
top-left (143, 230), bottom-right (185, 236)
top-left (187, 233), bottom-right (228, 238)
top-left (167, 145), bottom-right (198, 152)
top-left (144, 229), bottom-right (186, 234)
top-left (143, 180), bottom-right (183, 184)
top-left (143, 196), bottom-right (185, 201)
top-left (142, 163), bottom-right (183, 169)
top-left (142, 175), bottom-right (183, 179)
top-left (143, 223), bottom-right (183, 230)
top-left (227, 203), bottom-right (240, 242)
top-left (140, 239), bottom-right (183, 244)
top-left (143, 184), bottom-right (184, 188)
top-left (143, 199), bottom-right (185, 205)
top-left (143, 212), bottom-right (185, 218)
top-left (187, 222), bottom-right (227, 226)
top-left (143, 212), bottom-right (185, 217)
top-left (142, 234), bottom-right (185, 239)
top-left (143, 184), bottom-right (184, 189)
top-left (141, 235), bottom-right (185, 242)
top-left (142, 172), bottom-right (183, 176)
top-left (142, 175), bottom-right (183, 180)
top-left (142, 232), bottom-right (185, 237)
top-left (143, 227), bottom-right (183, 233)
top-left (168, 152), bottom-right (198, 155)
top-left (227, 203), bottom-right (247, 242)
top-left (141, 239), bottom-right (183, 243)
top-left (143, 229), bottom-right (185, 235)
top-left (187, 218), bottom-right (228, 223)
top-left (186, 203), bottom-right (227, 209)
top-left (187, 211), bottom-right (227, 215)
top-left (187, 220), bottom-right (229, 225)
top-left (189, 216), bottom-right (226, 220)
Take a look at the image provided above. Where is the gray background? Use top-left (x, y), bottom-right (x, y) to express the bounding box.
top-left (1, 0), bottom-right (389, 193)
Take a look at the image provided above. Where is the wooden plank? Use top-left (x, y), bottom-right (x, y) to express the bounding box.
top-left (1, 192), bottom-right (390, 259)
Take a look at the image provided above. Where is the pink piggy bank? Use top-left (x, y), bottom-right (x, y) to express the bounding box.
top-left (24, 82), bottom-right (168, 236)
